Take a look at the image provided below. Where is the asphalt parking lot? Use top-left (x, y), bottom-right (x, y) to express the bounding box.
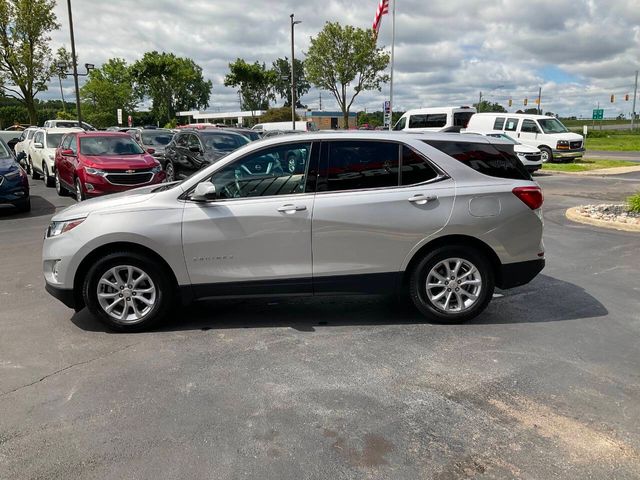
top-left (1, 173), bottom-right (639, 479)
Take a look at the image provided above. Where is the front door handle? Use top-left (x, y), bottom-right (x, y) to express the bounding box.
top-left (277, 204), bottom-right (307, 213)
top-left (408, 194), bottom-right (437, 205)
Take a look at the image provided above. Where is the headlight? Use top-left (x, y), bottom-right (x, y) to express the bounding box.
top-left (516, 152), bottom-right (527, 157)
top-left (151, 165), bottom-right (162, 174)
top-left (85, 167), bottom-right (107, 176)
top-left (556, 140), bottom-right (570, 149)
top-left (47, 218), bottom-right (86, 238)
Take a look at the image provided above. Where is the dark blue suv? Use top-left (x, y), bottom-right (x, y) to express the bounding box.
top-left (0, 139), bottom-right (30, 213)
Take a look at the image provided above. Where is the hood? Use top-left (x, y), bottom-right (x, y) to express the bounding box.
top-left (543, 132), bottom-right (583, 141)
top-left (84, 154), bottom-right (159, 170)
top-left (513, 144), bottom-right (540, 154)
top-left (0, 157), bottom-right (19, 173)
top-left (51, 184), bottom-right (169, 221)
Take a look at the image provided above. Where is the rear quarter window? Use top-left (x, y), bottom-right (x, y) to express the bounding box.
top-left (423, 140), bottom-right (531, 181)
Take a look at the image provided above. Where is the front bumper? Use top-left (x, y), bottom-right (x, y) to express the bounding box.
top-left (553, 148), bottom-right (584, 159)
top-left (45, 282), bottom-right (77, 309)
top-left (496, 258), bottom-right (545, 289)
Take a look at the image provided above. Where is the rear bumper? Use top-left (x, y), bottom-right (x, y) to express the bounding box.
top-left (496, 258), bottom-right (545, 289)
top-left (45, 282), bottom-right (77, 309)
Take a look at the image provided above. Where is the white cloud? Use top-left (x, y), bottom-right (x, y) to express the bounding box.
top-left (42, 0), bottom-right (640, 119)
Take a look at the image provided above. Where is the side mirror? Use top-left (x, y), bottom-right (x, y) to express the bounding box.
top-left (189, 145), bottom-right (202, 153)
top-left (146, 148), bottom-right (155, 155)
top-left (191, 181), bottom-right (217, 202)
top-left (33, 142), bottom-right (43, 149)
top-left (61, 149), bottom-right (75, 156)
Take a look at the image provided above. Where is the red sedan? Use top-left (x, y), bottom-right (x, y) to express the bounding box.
top-left (54, 131), bottom-right (165, 201)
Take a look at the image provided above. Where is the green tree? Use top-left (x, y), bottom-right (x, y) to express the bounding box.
top-left (272, 57), bottom-right (309, 107)
top-left (81, 58), bottom-right (139, 128)
top-left (474, 100), bottom-right (507, 113)
top-left (131, 51), bottom-right (212, 125)
top-left (0, 0), bottom-right (60, 124)
top-left (305, 22), bottom-right (389, 128)
top-left (224, 59), bottom-right (276, 112)
top-left (259, 106), bottom-right (300, 123)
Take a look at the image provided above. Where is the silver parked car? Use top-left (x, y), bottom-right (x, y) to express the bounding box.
top-left (43, 132), bottom-right (545, 332)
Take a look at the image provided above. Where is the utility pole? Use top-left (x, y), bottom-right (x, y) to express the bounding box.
top-left (478, 91), bottom-right (483, 111)
top-left (66, 0), bottom-right (82, 125)
top-left (319, 92), bottom-right (322, 111)
top-left (290, 14), bottom-right (301, 130)
top-left (632, 70), bottom-right (638, 131)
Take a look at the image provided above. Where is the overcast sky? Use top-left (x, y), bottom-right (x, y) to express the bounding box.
top-left (46, 0), bottom-right (640, 119)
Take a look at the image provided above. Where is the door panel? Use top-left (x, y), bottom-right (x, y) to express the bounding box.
top-left (311, 180), bottom-right (455, 278)
top-left (181, 194), bottom-right (314, 288)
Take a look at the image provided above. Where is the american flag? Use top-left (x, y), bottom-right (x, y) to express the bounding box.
top-left (372, 0), bottom-right (389, 35)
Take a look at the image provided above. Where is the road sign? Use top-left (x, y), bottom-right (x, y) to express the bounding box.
top-left (592, 109), bottom-right (604, 120)
top-left (117, 108), bottom-right (123, 125)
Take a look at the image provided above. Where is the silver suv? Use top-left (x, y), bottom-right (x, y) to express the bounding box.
top-left (43, 132), bottom-right (545, 332)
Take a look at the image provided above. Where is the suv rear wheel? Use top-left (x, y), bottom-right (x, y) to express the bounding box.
top-left (82, 251), bottom-right (174, 332)
top-left (42, 162), bottom-right (54, 187)
top-left (409, 246), bottom-right (494, 323)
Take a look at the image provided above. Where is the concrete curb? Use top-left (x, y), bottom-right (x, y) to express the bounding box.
top-left (566, 207), bottom-right (640, 233)
top-left (543, 166), bottom-right (640, 176)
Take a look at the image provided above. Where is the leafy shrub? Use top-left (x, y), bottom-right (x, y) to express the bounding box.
top-left (627, 192), bottom-right (640, 213)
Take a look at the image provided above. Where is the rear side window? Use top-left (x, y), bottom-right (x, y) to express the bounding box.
top-left (493, 117), bottom-right (506, 130)
top-left (423, 140), bottom-right (531, 180)
top-left (324, 141), bottom-right (399, 192)
top-left (504, 118), bottom-right (519, 131)
top-left (409, 114), bottom-right (447, 128)
top-left (401, 146), bottom-right (439, 185)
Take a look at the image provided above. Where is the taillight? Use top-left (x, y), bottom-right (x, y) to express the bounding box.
top-left (513, 186), bottom-right (543, 210)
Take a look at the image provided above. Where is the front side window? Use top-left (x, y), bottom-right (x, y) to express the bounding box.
top-left (79, 136), bottom-right (144, 155)
top-left (493, 117), bottom-right (506, 130)
top-left (176, 134), bottom-right (188, 148)
top-left (504, 118), bottom-right (519, 131)
top-left (393, 116), bottom-right (406, 130)
top-left (521, 119), bottom-right (540, 133)
top-left (187, 134), bottom-right (202, 151)
top-left (27, 129), bottom-right (36, 140)
top-left (34, 131), bottom-right (44, 144)
top-left (324, 141), bottom-right (399, 192)
top-left (61, 134), bottom-right (72, 150)
top-left (207, 142), bottom-right (312, 199)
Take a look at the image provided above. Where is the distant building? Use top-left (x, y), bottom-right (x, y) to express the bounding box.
top-left (307, 110), bottom-right (357, 130)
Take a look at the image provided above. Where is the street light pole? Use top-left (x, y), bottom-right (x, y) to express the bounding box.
top-left (290, 14), bottom-right (301, 130)
top-left (66, 0), bottom-right (82, 125)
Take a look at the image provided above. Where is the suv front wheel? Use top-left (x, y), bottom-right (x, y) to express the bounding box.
top-left (409, 246), bottom-right (494, 324)
top-left (82, 251), bottom-right (174, 332)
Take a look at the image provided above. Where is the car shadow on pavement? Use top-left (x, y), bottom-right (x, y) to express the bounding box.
top-left (0, 195), bottom-right (57, 220)
top-left (69, 274), bottom-right (608, 333)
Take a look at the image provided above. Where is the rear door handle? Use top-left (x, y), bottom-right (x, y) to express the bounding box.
top-left (277, 204), bottom-right (307, 213)
top-left (408, 194), bottom-right (437, 205)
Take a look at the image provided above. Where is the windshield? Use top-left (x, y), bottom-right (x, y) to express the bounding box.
top-left (538, 118), bottom-right (568, 134)
top-left (487, 133), bottom-right (518, 145)
top-left (141, 131), bottom-right (173, 147)
top-left (46, 133), bottom-right (64, 148)
top-left (80, 136), bottom-right (145, 155)
top-left (0, 141), bottom-right (11, 158)
top-left (201, 132), bottom-right (249, 151)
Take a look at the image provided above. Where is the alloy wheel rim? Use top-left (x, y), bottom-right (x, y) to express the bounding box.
top-left (43, 164), bottom-right (48, 182)
top-left (55, 172), bottom-right (60, 192)
top-left (76, 181), bottom-right (82, 202)
top-left (425, 257), bottom-right (482, 313)
top-left (166, 164), bottom-right (174, 182)
top-left (97, 265), bottom-right (157, 324)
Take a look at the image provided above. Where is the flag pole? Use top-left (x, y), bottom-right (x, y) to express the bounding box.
top-left (387, 0), bottom-right (396, 131)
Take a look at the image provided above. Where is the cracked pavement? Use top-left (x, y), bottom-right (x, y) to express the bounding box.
top-left (1, 175), bottom-right (639, 479)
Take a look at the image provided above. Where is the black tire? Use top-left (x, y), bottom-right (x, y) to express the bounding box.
top-left (82, 251), bottom-right (175, 332)
top-left (43, 162), bottom-right (54, 187)
top-left (164, 160), bottom-right (175, 182)
top-left (75, 177), bottom-right (84, 202)
top-left (539, 147), bottom-right (553, 163)
top-left (55, 169), bottom-right (67, 196)
top-left (409, 246), bottom-right (494, 324)
top-left (30, 158), bottom-right (40, 179)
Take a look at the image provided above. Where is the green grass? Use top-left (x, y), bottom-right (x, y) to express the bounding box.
top-left (628, 193), bottom-right (640, 213)
top-left (542, 159), bottom-right (637, 172)
top-left (585, 134), bottom-right (640, 151)
top-left (562, 119), bottom-right (633, 128)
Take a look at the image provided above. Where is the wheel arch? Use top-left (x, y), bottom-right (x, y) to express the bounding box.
top-left (72, 241), bottom-right (180, 311)
top-left (402, 234), bottom-right (502, 289)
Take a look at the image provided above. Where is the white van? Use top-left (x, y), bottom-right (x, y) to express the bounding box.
top-left (393, 106), bottom-right (476, 132)
top-left (465, 113), bottom-right (583, 163)
top-left (252, 121), bottom-right (317, 132)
